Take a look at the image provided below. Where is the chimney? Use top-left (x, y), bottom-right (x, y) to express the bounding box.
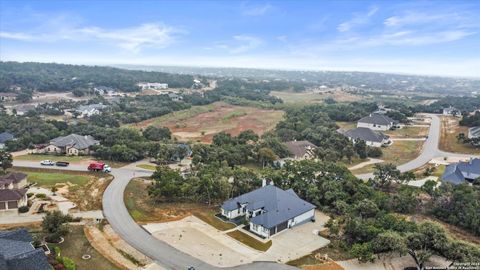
top-left (262, 179), bottom-right (267, 187)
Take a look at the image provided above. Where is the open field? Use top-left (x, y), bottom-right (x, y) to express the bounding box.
top-left (26, 171), bottom-right (90, 187)
top-left (351, 140), bottom-right (424, 174)
top-left (385, 126), bottom-right (429, 138)
top-left (226, 230), bottom-right (272, 251)
top-left (51, 225), bottom-right (120, 270)
top-left (128, 102), bottom-right (284, 143)
top-left (439, 116), bottom-right (480, 155)
top-left (124, 178), bottom-right (222, 224)
top-left (271, 90), bottom-right (363, 104)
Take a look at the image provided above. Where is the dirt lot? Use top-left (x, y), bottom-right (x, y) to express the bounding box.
top-left (440, 116), bottom-right (480, 154)
top-left (385, 126), bottom-right (429, 138)
top-left (271, 90), bottom-right (363, 104)
top-left (129, 102), bottom-right (284, 143)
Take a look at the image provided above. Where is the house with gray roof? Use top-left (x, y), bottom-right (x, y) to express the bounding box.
top-left (221, 181), bottom-right (316, 238)
top-left (47, 134), bottom-right (99, 156)
top-left (0, 189), bottom-right (27, 211)
top-left (284, 140), bottom-right (317, 160)
top-left (0, 172), bottom-right (28, 190)
top-left (0, 229), bottom-right (50, 270)
top-left (342, 127), bottom-right (391, 147)
top-left (75, 103), bottom-right (107, 118)
top-left (468, 126), bottom-right (480, 139)
top-left (357, 113), bottom-right (396, 131)
top-left (0, 132), bottom-right (14, 149)
top-left (441, 158), bottom-right (480, 185)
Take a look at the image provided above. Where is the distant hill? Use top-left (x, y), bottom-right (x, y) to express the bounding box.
top-left (0, 61), bottom-right (195, 93)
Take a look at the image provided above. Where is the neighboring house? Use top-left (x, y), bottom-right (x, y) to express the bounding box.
top-left (75, 104), bottom-right (107, 118)
top-left (0, 189), bottom-right (27, 211)
top-left (138, 83), bottom-right (168, 90)
top-left (443, 106), bottom-right (459, 116)
top-left (468, 126), bottom-right (480, 139)
top-left (171, 143), bottom-right (192, 161)
top-left (285, 140), bottom-right (317, 160)
top-left (0, 93), bottom-right (18, 102)
top-left (357, 113), bottom-right (396, 131)
top-left (0, 173), bottom-right (28, 190)
top-left (441, 158), bottom-right (480, 185)
top-left (0, 132), bottom-right (14, 149)
top-left (342, 127), bottom-right (391, 147)
top-left (0, 229), bottom-right (51, 269)
top-left (12, 104), bottom-right (36, 116)
top-left (168, 93), bottom-right (183, 102)
top-left (221, 181), bottom-right (316, 238)
top-left (47, 134), bottom-right (99, 155)
top-left (373, 105), bottom-right (394, 115)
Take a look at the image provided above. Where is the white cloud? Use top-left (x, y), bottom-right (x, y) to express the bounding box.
top-left (0, 19), bottom-right (179, 52)
top-left (218, 35), bottom-right (263, 53)
top-left (242, 4), bottom-right (272, 16)
top-left (384, 12), bottom-right (452, 27)
top-left (337, 6), bottom-right (378, 32)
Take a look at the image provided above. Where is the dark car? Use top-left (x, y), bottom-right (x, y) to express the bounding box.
top-left (55, 161), bottom-right (70, 167)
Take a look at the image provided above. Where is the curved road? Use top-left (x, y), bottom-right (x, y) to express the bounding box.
top-left (12, 114), bottom-right (478, 270)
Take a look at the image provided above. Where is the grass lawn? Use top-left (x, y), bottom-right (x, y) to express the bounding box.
top-left (124, 178), bottom-right (225, 224)
top-left (226, 230), bottom-right (272, 251)
top-left (192, 210), bottom-right (236, 231)
top-left (440, 116), bottom-right (480, 155)
top-left (51, 225), bottom-right (119, 270)
top-left (385, 126), bottom-right (429, 138)
top-left (351, 140), bottom-right (424, 174)
top-left (25, 171), bottom-right (90, 187)
top-left (15, 154), bottom-right (91, 162)
top-left (136, 164), bottom-right (157, 170)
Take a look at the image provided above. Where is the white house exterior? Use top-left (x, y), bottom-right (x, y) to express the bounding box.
top-left (342, 127), bottom-right (391, 147)
top-left (443, 106), bottom-right (459, 116)
top-left (138, 83), bottom-right (168, 90)
top-left (221, 182), bottom-right (316, 238)
top-left (46, 134), bottom-right (99, 156)
top-left (75, 104), bottom-right (107, 118)
top-left (357, 114), bottom-right (396, 131)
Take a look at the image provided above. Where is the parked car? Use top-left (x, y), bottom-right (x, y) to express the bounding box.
top-left (87, 162), bottom-right (111, 173)
top-left (55, 161), bottom-right (70, 167)
top-left (40, 160), bottom-right (55, 166)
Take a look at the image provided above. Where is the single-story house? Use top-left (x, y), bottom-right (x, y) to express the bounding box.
top-left (441, 158), bottom-right (480, 185)
top-left (443, 106), bottom-right (459, 116)
top-left (0, 229), bottom-right (51, 269)
top-left (0, 132), bottom-right (14, 149)
top-left (47, 134), bottom-right (99, 155)
top-left (0, 189), bottom-right (27, 211)
top-left (468, 126), bottom-right (480, 139)
top-left (168, 93), bottom-right (183, 102)
top-left (221, 181), bottom-right (316, 238)
top-left (342, 127), bottom-right (391, 147)
top-left (285, 140), bottom-right (317, 160)
top-left (0, 93), bottom-right (18, 102)
top-left (0, 173), bottom-right (28, 190)
top-left (357, 113), bottom-right (396, 131)
top-left (75, 103), bottom-right (107, 118)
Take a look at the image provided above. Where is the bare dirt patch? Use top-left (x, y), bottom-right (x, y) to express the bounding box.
top-left (129, 102), bottom-right (284, 143)
top-left (440, 116), bottom-right (480, 155)
top-left (63, 174), bottom-right (113, 211)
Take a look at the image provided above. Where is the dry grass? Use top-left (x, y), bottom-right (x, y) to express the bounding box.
top-left (385, 126), bottom-right (429, 138)
top-left (193, 210), bottom-right (236, 231)
top-left (410, 215), bottom-right (480, 245)
top-left (439, 116), bottom-right (480, 154)
top-left (271, 90), bottom-right (363, 104)
top-left (335, 121), bottom-right (356, 130)
top-left (128, 102), bottom-right (284, 143)
top-left (226, 230), bottom-right (272, 251)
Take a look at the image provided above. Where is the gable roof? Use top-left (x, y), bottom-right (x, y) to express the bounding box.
top-left (0, 132), bottom-right (14, 144)
top-left (468, 126), bottom-right (480, 139)
top-left (358, 114), bottom-right (395, 126)
top-left (0, 173), bottom-right (27, 188)
top-left (343, 127), bottom-right (388, 143)
top-left (50, 134), bottom-right (99, 149)
top-left (76, 104), bottom-right (107, 112)
top-left (0, 229), bottom-right (50, 270)
top-left (285, 140), bottom-right (317, 158)
top-left (221, 185), bottom-right (316, 229)
top-left (0, 189), bottom-right (27, 201)
top-left (442, 158), bottom-right (480, 185)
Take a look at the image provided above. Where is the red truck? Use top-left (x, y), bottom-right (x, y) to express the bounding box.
top-left (88, 162), bottom-right (111, 172)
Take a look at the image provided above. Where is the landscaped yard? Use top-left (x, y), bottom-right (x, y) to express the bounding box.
top-left (127, 102), bottom-right (284, 143)
top-left (351, 140), bottom-right (424, 174)
top-left (440, 116), bottom-right (480, 155)
top-left (124, 178), bottom-right (225, 224)
top-left (52, 225), bottom-right (119, 270)
top-left (226, 230), bottom-right (272, 251)
top-left (193, 210), bottom-right (236, 231)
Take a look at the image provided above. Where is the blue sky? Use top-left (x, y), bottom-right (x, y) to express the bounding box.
top-left (1, 0), bottom-right (479, 77)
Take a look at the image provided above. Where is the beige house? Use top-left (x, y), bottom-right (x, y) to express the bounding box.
top-left (0, 172), bottom-right (28, 211)
top-left (0, 172), bottom-right (28, 190)
top-left (285, 140), bottom-right (317, 160)
top-left (46, 134), bottom-right (99, 156)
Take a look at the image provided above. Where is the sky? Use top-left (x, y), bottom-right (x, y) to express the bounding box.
top-left (1, 0), bottom-right (479, 78)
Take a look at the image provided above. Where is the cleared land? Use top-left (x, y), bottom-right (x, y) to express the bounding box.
top-left (128, 102), bottom-right (284, 143)
top-left (439, 116), bottom-right (480, 155)
top-left (271, 90), bottom-right (363, 104)
top-left (351, 140), bottom-right (424, 174)
top-left (385, 126), bottom-right (429, 138)
top-left (124, 178), bottom-right (225, 224)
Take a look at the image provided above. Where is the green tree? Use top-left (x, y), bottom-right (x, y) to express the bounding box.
top-left (42, 210), bottom-right (71, 243)
top-left (148, 166), bottom-right (184, 202)
top-left (351, 242), bottom-right (375, 263)
top-left (0, 150), bottom-right (13, 173)
top-left (373, 163), bottom-right (400, 190)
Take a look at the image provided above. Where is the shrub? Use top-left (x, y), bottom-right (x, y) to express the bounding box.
top-left (36, 193), bottom-right (47, 199)
top-left (367, 147), bottom-right (382, 158)
top-left (27, 192), bottom-right (34, 198)
top-left (61, 256), bottom-right (76, 270)
top-left (18, 205), bottom-right (29, 213)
